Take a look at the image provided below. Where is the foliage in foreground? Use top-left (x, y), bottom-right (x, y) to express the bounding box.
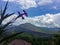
top-left (0, 1), bottom-right (27, 45)
top-left (3, 33), bottom-right (60, 45)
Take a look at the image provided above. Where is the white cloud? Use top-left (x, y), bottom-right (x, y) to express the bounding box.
top-left (38, 0), bottom-right (53, 6)
top-left (2, 0), bottom-right (37, 9)
top-left (3, 0), bottom-right (15, 1)
top-left (2, 13), bottom-right (60, 28)
top-left (2, 0), bottom-right (54, 9)
top-left (2, 14), bottom-right (17, 24)
top-left (2, 0), bottom-right (60, 9)
top-left (17, 0), bottom-right (37, 9)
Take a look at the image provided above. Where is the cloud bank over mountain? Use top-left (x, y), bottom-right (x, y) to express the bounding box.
top-left (2, 13), bottom-right (60, 28)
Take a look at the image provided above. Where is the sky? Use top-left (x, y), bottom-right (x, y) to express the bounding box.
top-left (0, 0), bottom-right (60, 28)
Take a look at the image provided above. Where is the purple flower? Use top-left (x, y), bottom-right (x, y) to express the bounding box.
top-left (17, 10), bottom-right (28, 19)
top-left (22, 16), bottom-right (24, 19)
top-left (18, 11), bottom-right (22, 17)
top-left (23, 10), bottom-right (28, 17)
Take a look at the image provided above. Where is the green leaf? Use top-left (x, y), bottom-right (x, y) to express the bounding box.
top-left (0, 31), bottom-right (24, 43)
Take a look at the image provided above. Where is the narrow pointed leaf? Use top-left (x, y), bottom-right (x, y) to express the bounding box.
top-left (0, 5), bottom-right (2, 16)
top-left (0, 6), bottom-right (3, 24)
top-left (0, 31), bottom-right (24, 43)
top-left (3, 13), bottom-right (15, 21)
top-left (0, 29), bottom-right (5, 35)
top-left (2, 1), bottom-right (8, 17)
top-left (0, 19), bottom-right (2, 24)
top-left (2, 21), bottom-right (12, 30)
top-left (15, 15), bottom-right (20, 20)
top-left (0, 1), bottom-right (8, 24)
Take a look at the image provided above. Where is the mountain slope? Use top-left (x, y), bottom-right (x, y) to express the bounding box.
top-left (19, 23), bottom-right (60, 34)
top-left (5, 23), bottom-right (60, 37)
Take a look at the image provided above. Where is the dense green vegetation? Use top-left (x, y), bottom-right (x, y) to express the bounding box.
top-left (2, 33), bottom-right (60, 45)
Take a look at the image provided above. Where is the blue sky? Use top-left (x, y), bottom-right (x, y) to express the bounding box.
top-left (0, 0), bottom-right (60, 17)
top-left (1, 0), bottom-right (60, 28)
